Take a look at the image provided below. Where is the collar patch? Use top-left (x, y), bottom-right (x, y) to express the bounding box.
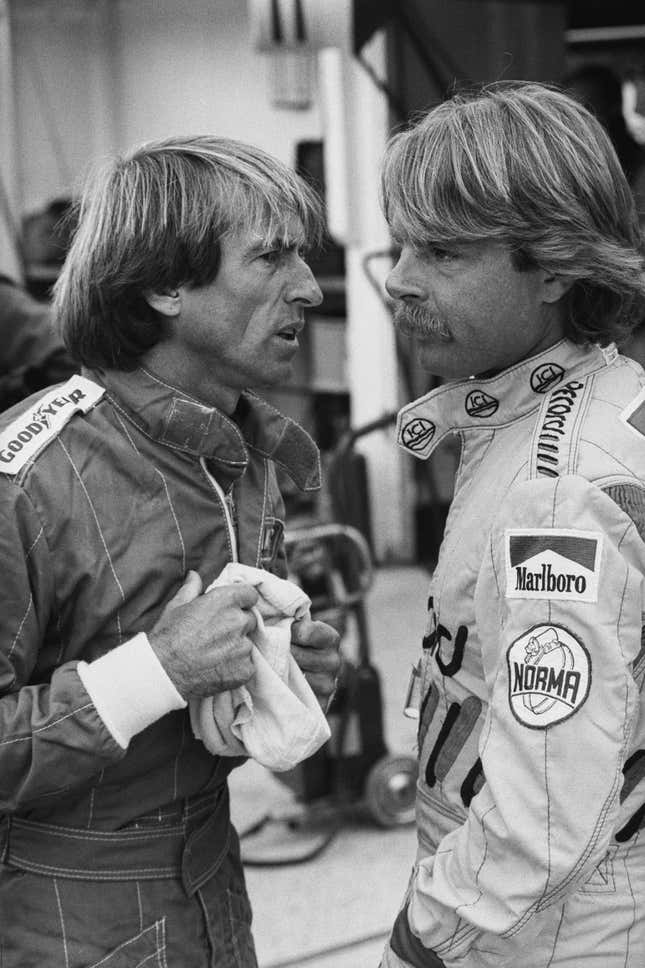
top-left (530, 362), bottom-right (564, 393)
top-left (505, 528), bottom-right (602, 603)
top-left (0, 375), bottom-right (104, 474)
top-left (400, 416), bottom-right (436, 453)
top-left (465, 389), bottom-right (499, 418)
top-left (507, 624), bottom-right (591, 728)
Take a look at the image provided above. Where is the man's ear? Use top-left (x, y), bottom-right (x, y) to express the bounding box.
top-left (144, 289), bottom-right (181, 317)
top-left (541, 271), bottom-right (573, 305)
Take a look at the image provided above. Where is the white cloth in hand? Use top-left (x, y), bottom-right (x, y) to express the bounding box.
top-left (189, 563), bottom-right (331, 771)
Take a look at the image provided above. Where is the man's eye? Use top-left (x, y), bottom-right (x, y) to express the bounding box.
top-left (260, 249), bottom-right (282, 264)
top-left (428, 245), bottom-right (455, 262)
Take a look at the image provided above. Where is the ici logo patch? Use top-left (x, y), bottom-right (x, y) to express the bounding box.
top-left (400, 417), bottom-right (435, 452)
top-left (465, 389), bottom-right (498, 418)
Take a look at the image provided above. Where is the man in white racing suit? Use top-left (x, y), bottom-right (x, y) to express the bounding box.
top-left (379, 82), bottom-right (645, 968)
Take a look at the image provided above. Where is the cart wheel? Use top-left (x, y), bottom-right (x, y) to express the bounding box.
top-left (365, 754), bottom-right (417, 827)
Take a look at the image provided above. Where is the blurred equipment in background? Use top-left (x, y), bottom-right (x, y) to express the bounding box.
top-left (564, 62), bottom-right (645, 220)
top-left (240, 523), bottom-right (417, 866)
top-left (565, 63), bottom-right (645, 371)
top-left (22, 196), bottom-right (77, 301)
top-left (0, 274), bottom-right (75, 411)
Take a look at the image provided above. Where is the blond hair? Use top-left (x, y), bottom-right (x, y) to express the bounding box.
top-left (381, 81), bottom-right (645, 344)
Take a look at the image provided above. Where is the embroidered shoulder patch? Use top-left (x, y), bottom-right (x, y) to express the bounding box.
top-left (505, 529), bottom-right (602, 603)
top-left (507, 624), bottom-right (591, 728)
top-left (620, 387), bottom-right (645, 439)
top-left (0, 375), bottom-right (104, 474)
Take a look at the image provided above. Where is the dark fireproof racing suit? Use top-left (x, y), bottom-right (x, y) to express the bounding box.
top-left (382, 339), bottom-right (645, 968)
top-left (0, 365), bottom-right (320, 967)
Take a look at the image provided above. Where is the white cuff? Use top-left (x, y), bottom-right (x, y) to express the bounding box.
top-left (77, 632), bottom-right (187, 749)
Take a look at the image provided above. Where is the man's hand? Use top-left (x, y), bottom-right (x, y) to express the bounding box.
top-left (290, 617), bottom-right (341, 708)
top-left (148, 571), bottom-right (259, 699)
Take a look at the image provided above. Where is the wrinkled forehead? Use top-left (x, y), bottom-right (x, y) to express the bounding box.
top-left (241, 211), bottom-right (307, 248)
top-left (228, 211), bottom-right (308, 251)
top-left (227, 182), bottom-right (313, 248)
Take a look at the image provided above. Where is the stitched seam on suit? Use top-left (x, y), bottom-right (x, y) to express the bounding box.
top-left (256, 459), bottom-right (270, 567)
top-left (0, 703), bottom-right (94, 746)
top-left (57, 438), bottom-right (125, 643)
top-left (115, 406), bottom-right (188, 577)
top-left (7, 596), bottom-right (33, 661)
top-left (109, 394), bottom-right (246, 464)
top-left (53, 877), bottom-right (71, 968)
top-left (622, 830), bottom-right (640, 962)
top-left (536, 523), bottom-right (632, 910)
top-left (582, 438), bottom-right (641, 477)
top-left (25, 524), bottom-right (44, 559)
top-left (113, 409), bottom-right (140, 453)
top-left (85, 922), bottom-right (166, 968)
top-left (172, 714), bottom-right (186, 804)
top-left (199, 460), bottom-right (235, 563)
top-left (9, 856), bottom-right (179, 877)
top-left (10, 820), bottom-right (186, 840)
top-left (156, 470), bottom-right (186, 576)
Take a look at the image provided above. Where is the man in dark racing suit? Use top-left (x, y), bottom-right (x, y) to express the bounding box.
top-left (0, 136), bottom-right (340, 968)
top-left (380, 82), bottom-right (645, 968)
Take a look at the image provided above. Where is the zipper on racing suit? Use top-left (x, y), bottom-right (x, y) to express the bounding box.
top-left (199, 457), bottom-right (239, 563)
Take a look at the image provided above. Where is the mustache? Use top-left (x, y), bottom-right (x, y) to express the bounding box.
top-left (394, 305), bottom-right (451, 341)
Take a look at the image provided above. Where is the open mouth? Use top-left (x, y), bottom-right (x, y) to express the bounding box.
top-left (277, 326), bottom-right (300, 342)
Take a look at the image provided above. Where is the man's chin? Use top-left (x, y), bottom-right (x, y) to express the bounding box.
top-left (417, 341), bottom-right (472, 380)
top-left (254, 363), bottom-right (294, 390)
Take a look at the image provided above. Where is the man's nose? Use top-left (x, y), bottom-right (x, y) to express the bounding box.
top-left (288, 259), bottom-right (323, 307)
top-left (385, 249), bottom-right (428, 302)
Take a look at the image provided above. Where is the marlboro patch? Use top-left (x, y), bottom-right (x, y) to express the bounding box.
top-left (0, 375), bottom-right (104, 475)
top-left (507, 624), bottom-right (591, 728)
top-left (505, 529), bottom-right (601, 603)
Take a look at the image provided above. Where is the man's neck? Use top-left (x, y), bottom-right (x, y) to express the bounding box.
top-left (141, 344), bottom-right (241, 415)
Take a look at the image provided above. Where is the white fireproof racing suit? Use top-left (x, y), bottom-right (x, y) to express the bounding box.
top-left (382, 340), bottom-right (645, 968)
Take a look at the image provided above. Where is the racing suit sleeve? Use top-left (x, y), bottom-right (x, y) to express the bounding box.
top-left (0, 482), bottom-right (184, 813)
top-left (381, 473), bottom-right (645, 968)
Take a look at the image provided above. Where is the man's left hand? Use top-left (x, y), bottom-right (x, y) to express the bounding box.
top-left (291, 617), bottom-right (341, 708)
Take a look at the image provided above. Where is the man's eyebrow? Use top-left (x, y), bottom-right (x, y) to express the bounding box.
top-left (248, 236), bottom-right (305, 255)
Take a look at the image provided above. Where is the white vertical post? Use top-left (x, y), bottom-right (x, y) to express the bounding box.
top-left (0, 0), bottom-right (22, 280)
top-left (319, 35), bottom-right (414, 562)
top-left (87, 0), bottom-right (119, 161)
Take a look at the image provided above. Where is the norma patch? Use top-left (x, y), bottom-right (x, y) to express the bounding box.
top-left (505, 529), bottom-right (601, 603)
top-left (620, 387), bottom-right (645, 439)
top-left (0, 375), bottom-right (104, 474)
top-left (507, 624), bottom-right (591, 728)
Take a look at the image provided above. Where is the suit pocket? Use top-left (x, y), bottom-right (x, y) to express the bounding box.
top-left (86, 919), bottom-right (166, 968)
top-left (580, 851), bottom-right (616, 894)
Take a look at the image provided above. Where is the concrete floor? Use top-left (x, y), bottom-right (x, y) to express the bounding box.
top-left (229, 564), bottom-right (431, 968)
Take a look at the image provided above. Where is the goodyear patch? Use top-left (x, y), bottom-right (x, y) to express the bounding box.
top-left (620, 386), bottom-right (645, 439)
top-left (0, 375), bottom-right (104, 474)
top-left (505, 529), bottom-right (601, 603)
top-left (507, 624), bottom-right (591, 728)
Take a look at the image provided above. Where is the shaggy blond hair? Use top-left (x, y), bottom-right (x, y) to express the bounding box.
top-left (55, 136), bottom-right (324, 368)
top-left (381, 81), bottom-right (645, 345)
